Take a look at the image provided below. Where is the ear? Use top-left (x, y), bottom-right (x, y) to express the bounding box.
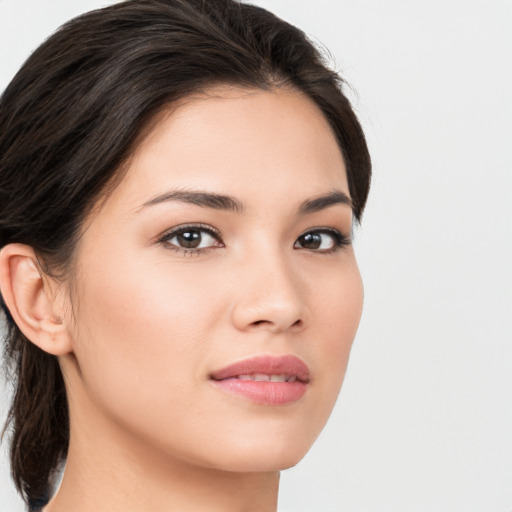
top-left (0, 243), bottom-right (73, 355)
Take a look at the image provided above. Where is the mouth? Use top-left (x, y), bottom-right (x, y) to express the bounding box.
top-left (232, 374), bottom-right (299, 382)
top-left (209, 355), bottom-right (310, 405)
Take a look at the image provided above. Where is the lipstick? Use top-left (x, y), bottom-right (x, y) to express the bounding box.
top-left (210, 355), bottom-right (310, 405)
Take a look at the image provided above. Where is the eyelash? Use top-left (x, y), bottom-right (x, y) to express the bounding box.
top-left (157, 223), bottom-right (224, 257)
top-left (295, 227), bottom-right (351, 253)
top-left (157, 223), bottom-right (351, 256)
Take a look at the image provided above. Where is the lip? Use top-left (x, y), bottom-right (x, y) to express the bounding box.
top-left (210, 355), bottom-right (310, 405)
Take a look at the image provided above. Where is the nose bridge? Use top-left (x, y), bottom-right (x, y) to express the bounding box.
top-left (230, 242), bottom-right (306, 333)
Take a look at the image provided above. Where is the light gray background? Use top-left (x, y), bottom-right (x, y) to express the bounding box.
top-left (1, 1), bottom-right (511, 511)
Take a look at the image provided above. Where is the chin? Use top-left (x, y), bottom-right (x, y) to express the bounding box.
top-left (204, 430), bottom-right (317, 474)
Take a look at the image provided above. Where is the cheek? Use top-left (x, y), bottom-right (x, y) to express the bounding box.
top-left (311, 254), bottom-right (363, 342)
top-left (68, 253), bottom-right (221, 425)
top-left (307, 260), bottom-right (363, 404)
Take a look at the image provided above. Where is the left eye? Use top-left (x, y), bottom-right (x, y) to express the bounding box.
top-left (294, 229), bottom-right (346, 251)
top-left (161, 225), bottom-right (223, 250)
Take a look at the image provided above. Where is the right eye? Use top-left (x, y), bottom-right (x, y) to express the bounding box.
top-left (158, 224), bottom-right (224, 254)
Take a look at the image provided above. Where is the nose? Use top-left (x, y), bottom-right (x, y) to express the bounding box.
top-left (230, 249), bottom-right (306, 334)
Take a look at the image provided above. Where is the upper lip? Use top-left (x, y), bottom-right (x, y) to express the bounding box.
top-left (210, 355), bottom-right (310, 383)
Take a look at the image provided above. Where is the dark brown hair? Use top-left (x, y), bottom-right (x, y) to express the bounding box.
top-left (0, 0), bottom-right (371, 506)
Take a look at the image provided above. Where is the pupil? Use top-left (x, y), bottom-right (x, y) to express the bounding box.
top-left (300, 233), bottom-right (321, 249)
top-left (178, 230), bottom-right (201, 248)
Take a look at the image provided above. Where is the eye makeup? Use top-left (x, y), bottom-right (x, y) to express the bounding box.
top-left (157, 222), bottom-right (351, 257)
top-left (294, 227), bottom-right (351, 254)
top-left (157, 223), bottom-right (224, 256)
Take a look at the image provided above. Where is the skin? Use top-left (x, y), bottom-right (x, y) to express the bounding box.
top-left (1, 86), bottom-right (363, 512)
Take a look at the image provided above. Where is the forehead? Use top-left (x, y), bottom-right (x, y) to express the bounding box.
top-left (101, 86), bottom-right (349, 215)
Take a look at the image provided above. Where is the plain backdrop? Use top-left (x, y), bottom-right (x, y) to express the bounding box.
top-left (1, 1), bottom-right (511, 511)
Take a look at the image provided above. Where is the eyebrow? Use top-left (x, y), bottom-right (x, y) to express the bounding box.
top-left (141, 190), bottom-right (243, 212)
top-left (139, 189), bottom-right (352, 215)
top-left (297, 190), bottom-right (352, 215)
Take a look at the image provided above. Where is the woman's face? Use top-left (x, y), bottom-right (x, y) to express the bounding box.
top-left (61, 86), bottom-right (363, 473)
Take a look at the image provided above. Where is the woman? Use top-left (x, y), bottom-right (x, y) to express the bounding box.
top-left (0, 0), bottom-right (371, 510)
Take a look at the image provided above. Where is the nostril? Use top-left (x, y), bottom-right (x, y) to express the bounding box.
top-left (249, 318), bottom-right (303, 329)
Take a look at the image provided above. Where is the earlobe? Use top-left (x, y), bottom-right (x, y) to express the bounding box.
top-left (0, 243), bottom-right (72, 355)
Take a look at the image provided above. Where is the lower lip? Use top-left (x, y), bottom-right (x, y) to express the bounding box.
top-left (211, 378), bottom-right (308, 405)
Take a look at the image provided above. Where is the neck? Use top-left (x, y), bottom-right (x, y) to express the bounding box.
top-left (43, 378), bottom-right (280, 512)
top-left (47, 457), bottom-right (279, 512)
